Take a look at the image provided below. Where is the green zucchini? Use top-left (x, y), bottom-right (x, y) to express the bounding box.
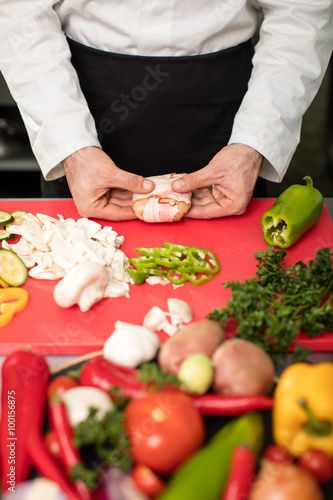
top-left (0, 249), bottom-right (28, 286)
top-left (0, 229), bottom-right (15, 242)
top-left (0, 211), bottom-right (14, 226)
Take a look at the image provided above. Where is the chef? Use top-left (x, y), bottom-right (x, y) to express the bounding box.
top-left (0, 1), bottom-right (332, 221)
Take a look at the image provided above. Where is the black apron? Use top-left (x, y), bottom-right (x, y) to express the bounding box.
top-left (41, 38), bottom-right (267, 197)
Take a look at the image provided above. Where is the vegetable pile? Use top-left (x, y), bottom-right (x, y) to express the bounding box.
top-left (207, 246), bottom-right (333, 365)
top-left (128, 242), bottom-right (220, 285)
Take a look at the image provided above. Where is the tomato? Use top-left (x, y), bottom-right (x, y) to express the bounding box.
top-left (47, 375), bottom-right (78, 400)
top-left (132, 464), bottom-right (165, 498)
top-left (298, 448), bottom-right (333, 485)
top-left (263, 444), bottom-right (294, 464)
top-left (125, 390), bottom-right (205, 475)
top-left (44, 429), bottom-right (61, 460)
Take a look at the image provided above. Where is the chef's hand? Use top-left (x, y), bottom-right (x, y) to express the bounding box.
top-left (172, 144), bottom-right (263, 218)
top-left (63, 146), bottom-right (154, 220)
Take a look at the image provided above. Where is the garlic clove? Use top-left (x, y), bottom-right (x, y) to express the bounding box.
top-left (167, 298), bottom-right (193, 326)
top-left (143, 306), bottom-right (168, 331)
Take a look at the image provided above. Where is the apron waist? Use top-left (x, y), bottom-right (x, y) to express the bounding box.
top-left (67, 38), bottom-right (254, 177)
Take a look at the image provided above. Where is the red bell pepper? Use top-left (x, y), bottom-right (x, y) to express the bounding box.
top-left (79, 357), bottom-right (273, 416)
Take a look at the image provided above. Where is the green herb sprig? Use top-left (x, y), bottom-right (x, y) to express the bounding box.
top-left (207, 246), bottom-right (333, 365)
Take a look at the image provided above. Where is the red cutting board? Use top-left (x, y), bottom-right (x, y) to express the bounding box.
top-left (0, 199), bottom-right (332, 355)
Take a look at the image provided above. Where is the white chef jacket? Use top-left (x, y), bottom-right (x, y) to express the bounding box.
top-left (0, 0), bottom-right (332, 183)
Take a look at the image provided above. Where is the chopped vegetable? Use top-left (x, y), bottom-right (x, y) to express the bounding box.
top-left (207, 246), bottom-right (333, 365)
top-left (0, 248), bottom-right (28, 286)
top-left (0, 229), bottom-right (15, 242)
top-left (0, 287), bottom-right (28, 327)
top-left (261, 176), bottom-right (323, 248)
top-left (128, 242), bottom-right (220, 286)
top-left (0, 210), bottom-right (14, 225)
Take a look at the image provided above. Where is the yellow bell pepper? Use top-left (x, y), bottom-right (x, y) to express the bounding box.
top-left (0, 287), bottom-right (29, 327)
top-left (273, 362), bottom-right (333, 457)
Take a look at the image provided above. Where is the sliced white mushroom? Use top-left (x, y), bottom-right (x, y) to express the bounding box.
top-left (50, 237), bottom-right (75, 270)
top-left (79, 218), bottom-right (101, 239)
top-left (104, 278), bottom-right (130, 298)
top-left (53, 262), bottom-right (109, 311)
top-left (103, 321), bottom-right (160, 368)
top-left (167, 298), bottom-right (193, 326)
top-left (29, 265), bottom-right (65, 280)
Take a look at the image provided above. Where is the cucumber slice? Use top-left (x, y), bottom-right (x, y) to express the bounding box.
top-left (0, 211), bottom-right (14, 225)
top-left (11, 210), bottom-right (27, 220)
top-left (0, 249), bottom-right (28, 286)
top-left (0, 229), bottom-right (15, 242)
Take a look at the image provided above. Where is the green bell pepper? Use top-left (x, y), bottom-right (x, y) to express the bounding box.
top-left (261, 176), bottom-right (323, 248)
top-left (157, 412), bottom-right (264, 500)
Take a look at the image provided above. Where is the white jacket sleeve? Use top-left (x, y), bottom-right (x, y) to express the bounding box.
top-left (229, 0), bottom-right (333, 182)
top-left (0, 0), bottom-right (101, 180)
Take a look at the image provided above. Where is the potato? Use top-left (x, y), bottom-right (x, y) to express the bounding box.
top-left (158, 320), bottom-right (224, 375)
top-left (212, 338), bottom-right (275, 396)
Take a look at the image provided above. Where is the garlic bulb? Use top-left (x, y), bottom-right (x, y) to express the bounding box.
top-left (103, 321), bottom-right (160, 368)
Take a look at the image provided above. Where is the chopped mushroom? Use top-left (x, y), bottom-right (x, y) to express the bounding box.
top-left (53, 262), bottom-right (109, 312)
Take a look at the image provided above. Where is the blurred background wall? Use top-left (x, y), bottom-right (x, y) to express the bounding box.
top-left (0, 56), bottom-right (332, 199)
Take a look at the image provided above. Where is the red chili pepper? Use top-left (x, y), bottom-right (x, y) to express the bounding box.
top-left (79, 357), bottom-right (273, 415)
top-left (48, 398), bottom-right (94, 500)
top-left (221, 444), bottom-right (256, 500)
top-left (191, 393), bottom-right (274, 416)
top-left (26, 429), bottom-right (80, 500)
top-left (0, 349), bottom-right (50, 491)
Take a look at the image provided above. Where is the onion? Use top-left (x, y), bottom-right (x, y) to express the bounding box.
top-left (248, 460), bottom-right (324, 500)
top-left (96, 468), bottom-right (149, 500)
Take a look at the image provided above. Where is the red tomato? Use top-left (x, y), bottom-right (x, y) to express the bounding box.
top-left (298, 448), bottom-right (333, 484)
top-left (125, 390), bottom-right (205, 475)
top-left (132, 464), bottom-right (165, 498)
top-left (263, 444), bottom-right (294, 464)
top-left (47, 375), bottom-right (78, 400)
top-left (44, 429), bottom-right (61, 460)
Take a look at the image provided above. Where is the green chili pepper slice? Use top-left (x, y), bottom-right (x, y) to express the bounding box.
top-left (182, 271), bottom-right (213, 286)
top-left (188, 247), bottom-right (220, 275)
top-left (165, 269), bottom-right (187, 285)
top-left (127, 268), bottom-right (149, 284)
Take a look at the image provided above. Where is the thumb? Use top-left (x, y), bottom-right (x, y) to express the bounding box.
top-left (171, 168), bottom-right (210, 193)
top-left (110, 168), bottom-right (155, 194)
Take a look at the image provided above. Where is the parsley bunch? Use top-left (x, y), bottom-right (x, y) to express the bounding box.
top-left (207, 246), bottom-right (333, 365)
